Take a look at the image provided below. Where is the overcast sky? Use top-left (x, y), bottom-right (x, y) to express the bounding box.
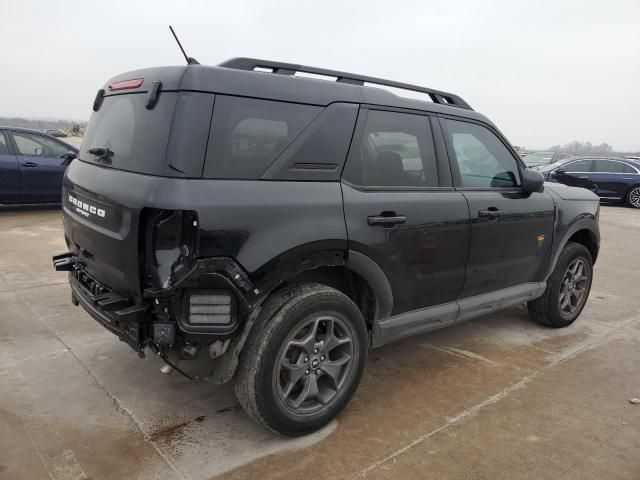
top-left (2, 0), bottom-right (639, 150)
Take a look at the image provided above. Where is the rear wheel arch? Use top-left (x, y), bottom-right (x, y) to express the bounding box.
top-left (211, 258), bottom-right (383, 385)
top-left (251, 248), bottom-right (393, 330)
top-left (277, 265), bottom-right (378, 331)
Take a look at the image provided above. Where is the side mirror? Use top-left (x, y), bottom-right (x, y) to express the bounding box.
top-left (521, 168), bottom-right (544, 194)
top-left (555, 168), bottom-right (566, 175)
top-left (61, 151), bottom-right (77, 165)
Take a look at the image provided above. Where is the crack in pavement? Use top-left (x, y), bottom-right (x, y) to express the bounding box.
top-left (351, 309), bottom-right (640, 479)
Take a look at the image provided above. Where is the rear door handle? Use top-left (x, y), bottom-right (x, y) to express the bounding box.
top-left (478, 208), bottom-right (503, 219)
top-left (21, 162), bottom-right (38, 168)
top-left (367, 214), bottom-right (407, 227)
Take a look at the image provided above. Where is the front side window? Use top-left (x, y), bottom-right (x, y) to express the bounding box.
top-left (562, 160), bottom-right (593, 173)
top-left (445, 119), bottom-right (520, 188)
top-left (343, 110), bottom-right (438, 187)
top-left (204, 96), bottom-right (321, 179)
top-left (12, 132), bottom-right (70, 158)
top-left (593, 159), bottom-right (635, 174)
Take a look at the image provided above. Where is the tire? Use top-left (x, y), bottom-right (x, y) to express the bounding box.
top-left (528, 242), bottom-right (593, 328)
top-left (626, 186), bottom-right (640, 209)
top-left (234, 283), bottom-right (368, 436)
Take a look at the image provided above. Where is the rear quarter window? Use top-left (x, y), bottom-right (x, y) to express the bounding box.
top-left (203, 96), bottom-right (321, 179)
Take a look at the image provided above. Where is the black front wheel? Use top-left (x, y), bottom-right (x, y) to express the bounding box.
top-left (234, 283), bottom-right (368, 436)
top-left (528, 242), bottom-right (593, 328)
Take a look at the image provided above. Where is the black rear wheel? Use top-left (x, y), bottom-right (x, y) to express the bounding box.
top-left (528, 242), bottom-right (593, 328)
top-left (234, 283), bottom-right (368, 436)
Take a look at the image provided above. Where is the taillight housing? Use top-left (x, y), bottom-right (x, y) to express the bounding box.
top-left (143, 209), bottom-right (198, 289)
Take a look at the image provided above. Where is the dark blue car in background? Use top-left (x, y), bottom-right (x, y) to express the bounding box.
top-left (540, 156), bottom-right (640, 208)
top-left (0, 127), bottom-right (78, 204)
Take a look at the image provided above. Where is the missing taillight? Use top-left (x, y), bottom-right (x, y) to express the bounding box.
top-left (108, 78), bottom-right (144, 91)
top-left (144, 209), bottom-right (198, 289)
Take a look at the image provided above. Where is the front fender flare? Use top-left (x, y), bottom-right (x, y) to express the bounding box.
top-left (546, 216), bottom-right (599, 280)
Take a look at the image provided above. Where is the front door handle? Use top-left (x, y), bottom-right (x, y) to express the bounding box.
top-left (367, 213), bottom-right (407, 227)
top-left (478, 207), bottom-right (503, 220)
top-left (22, 162), bottom-right (38, 168)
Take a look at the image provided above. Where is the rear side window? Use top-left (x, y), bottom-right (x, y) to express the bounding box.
top-left (80, 92), bottom-right (177, 176)
top-left (593, 159), bottom-right (636, 173)
top-left (343, 110), bottom-right (438, 187)
top-left (445, 119), bottom-right (520, 188)
top-left (204, 96), bottom-right (321, 179)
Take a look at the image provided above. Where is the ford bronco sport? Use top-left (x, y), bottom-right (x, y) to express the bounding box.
top-left (53, 58), bottom-right (600, 436)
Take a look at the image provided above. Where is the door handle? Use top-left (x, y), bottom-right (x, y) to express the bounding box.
top-left (478, 207), bottom-right (503, 220)
top-left (21, 162), bottom-right (38, 168)
top-left (367, 213), bottom-right (407, 227)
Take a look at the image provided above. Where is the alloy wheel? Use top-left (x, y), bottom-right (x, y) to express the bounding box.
top-left (274, 314), bottom-right (354, 414)
top-left (629, 187), bottom-right (640, 208)
top-left (558, 258), bottom-right (589, 317)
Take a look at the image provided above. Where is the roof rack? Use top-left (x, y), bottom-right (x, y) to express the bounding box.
top-left (218, 57), bottom-right (473, 111)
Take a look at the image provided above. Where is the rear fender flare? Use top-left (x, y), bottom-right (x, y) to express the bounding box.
top-left (345, 250), bottom-right (393, 321)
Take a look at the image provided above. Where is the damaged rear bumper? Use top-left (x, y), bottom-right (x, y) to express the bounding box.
top-left (54, 252), bottom-right (147, 352)
top-left (52, 251), bottom-right (256, 355)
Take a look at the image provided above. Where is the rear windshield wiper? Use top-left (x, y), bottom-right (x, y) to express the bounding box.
top-left (88, 147), bottom-right (114, 165)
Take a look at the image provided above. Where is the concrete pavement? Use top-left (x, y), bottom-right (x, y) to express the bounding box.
top-left (0, 205), bottom-right (638, 480)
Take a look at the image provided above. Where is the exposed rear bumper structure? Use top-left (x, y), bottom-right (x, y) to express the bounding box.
top-left (54, 252), bottom-right (147, 352)
top-left (52, 251), bottom-right (253, 356)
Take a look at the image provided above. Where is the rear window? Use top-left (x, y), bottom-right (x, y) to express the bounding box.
top-left (203, 96), bottom-right (321, 179)
top-left (80, 92), bottom-right (177, 176)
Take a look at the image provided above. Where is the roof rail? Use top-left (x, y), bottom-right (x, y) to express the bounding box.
top-left (218, 57), bottom-right (473, 111)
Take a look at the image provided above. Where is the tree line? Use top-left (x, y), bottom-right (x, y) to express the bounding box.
top-left (0, 116), bottom-right (87, 131)
top-left (548, 141), bottom-right (639, 157)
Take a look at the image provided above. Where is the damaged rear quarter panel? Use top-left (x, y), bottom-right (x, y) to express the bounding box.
top-left (145, 179), bottom-right (348, 277)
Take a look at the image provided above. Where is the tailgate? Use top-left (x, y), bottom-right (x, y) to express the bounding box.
top-left (62, 160), bottom-right (157, 302)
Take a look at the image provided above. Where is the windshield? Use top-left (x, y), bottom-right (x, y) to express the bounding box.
top-left (523, 152), bottom-right (554, 167)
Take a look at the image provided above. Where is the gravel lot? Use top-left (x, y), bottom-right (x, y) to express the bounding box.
top-left (0, 205), bottom-right (638, 480)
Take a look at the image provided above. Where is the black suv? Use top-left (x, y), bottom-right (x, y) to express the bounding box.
top-left (53, 58), bottom-right (600, 436)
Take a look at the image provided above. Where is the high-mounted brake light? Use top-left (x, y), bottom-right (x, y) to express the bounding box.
top-left (108, 78), bottom-right (144, 91)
